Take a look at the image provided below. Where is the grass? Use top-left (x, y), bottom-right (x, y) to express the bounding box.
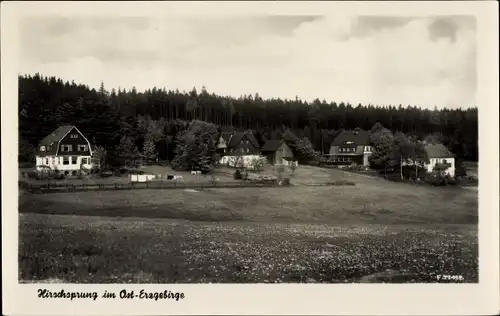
top-left (20, 165), bottom-right (237, 186)
top-left (18, 165), bottom-right (478, 283)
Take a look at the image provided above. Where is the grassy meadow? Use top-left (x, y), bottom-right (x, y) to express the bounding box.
top-left (18, 165), bottom-right (478, 283)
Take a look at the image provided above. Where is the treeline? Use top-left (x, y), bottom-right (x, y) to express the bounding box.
top-left (18, 73), bottom-right (478, 164)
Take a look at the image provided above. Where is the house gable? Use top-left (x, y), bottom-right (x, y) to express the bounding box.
top-left (329, 130), bottom-right (370, 155)
top-left (279, 142), bottom-right (295, 160)
top-left (36, 125), bottom-right (93, 157)
top-left (217, 135), bottom-right (227, 149)
top-left (225, 132), bottom-right (260, 155)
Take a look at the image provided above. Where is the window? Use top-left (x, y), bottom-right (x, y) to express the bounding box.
top-left (71, 157), bottom-right (77, 164)
top-left (246, 148), bottom-right (250, 153)
top-left (61, 145), bottom-right (73, 152)
top-left (81, 157), bottom-right (89, 165)
top-left (240, 148), bottom-right (244, 153)
top-left (442, 159), bottom-right (447, 164)
top-left (53, 157), bottom-right (58, 165)
top-left (70, 134), bottom-right (78, 139)
top-left (40, 146), bottom-right (46, 152)
top-left (63, 157), bottom-right (69, 165)
top-left (344, 141), bottom-right (354, 145)
top-left (230, 148), bottom-right (234, 153)
top-left (45, 158), bottom-right (49, 165)
top-left (78, 145), bottom-right (88, 152)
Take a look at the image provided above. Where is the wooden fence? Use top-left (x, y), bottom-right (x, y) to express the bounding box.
top-left (19, 179), bottom-right (288, 194)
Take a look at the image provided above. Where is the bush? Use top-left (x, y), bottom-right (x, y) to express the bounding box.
top-left (424, 172), bottom-right (446, 186)
top-left (233, 169), bottom-right (242, 180)
top-left (282, 177), bottom-right (291, 185)
top-left (402, 165), bottom-right (428, 180)
top-left (100, 170), bottom-right (113, 178)
top-left (53, 171), bottom-right (65, 180)
top-left (275, 165), bottom-right (285, 173)
top-left (455, 164), bottom-right (467, 177)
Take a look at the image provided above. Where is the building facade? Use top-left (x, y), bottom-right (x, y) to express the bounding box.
top-left (35, 125), bottom-right (94, 174)
top-left (327, 130), bottom-right (372, 166)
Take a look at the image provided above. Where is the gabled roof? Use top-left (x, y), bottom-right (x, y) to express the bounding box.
top-left (35, 125), bottom-right (93, 156)
top-left (227, 131), bottom-right (260, 148)
top-left (261, 139), bottom-right (285, 152)
top-left (38, 125), bottom-right (74, 146)
top-left (220, 132), bottom-right (233, 144)
top-left (331, 130), bottom-right (370, 146)
top-left (424, 143), bottom-right (455, 158)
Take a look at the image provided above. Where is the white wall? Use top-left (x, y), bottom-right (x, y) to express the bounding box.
top-left (426, 157), bottom-right (455, 177)
top-left (219, 155), bottom-right (261, 169)
top-left (35, 155), bottom-right (93, 172)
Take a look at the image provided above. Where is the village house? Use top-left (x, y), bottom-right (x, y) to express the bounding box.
top-left (35, 125), bottom-right (94, 175)
top-left (327, 129), bottom-right (373, 166)
top-left (260, 139), bottom-right (295, 166)
top-left (422, 142), bottom-right (456, 177)
top-left (218, 131), bottom-right (261, 168)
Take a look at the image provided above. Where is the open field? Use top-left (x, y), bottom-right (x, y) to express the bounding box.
top-left (19, 166), bottom-right (478, 283)
top-left (20, 165), bottom-right (238, 186)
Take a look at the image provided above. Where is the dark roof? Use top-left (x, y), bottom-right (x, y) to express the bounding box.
top-left (227, 131), bottom-right (260, 148)
top-left (220, 132), bottom-right (232, 144)
top-left (331, 130), bottom-right (370, 146)
top-left (38, 125), bottom-right (74, 146)
top-left (261, 139), bottom-right (284, 152)
top-left (424, 143), bottom-right (455, 158)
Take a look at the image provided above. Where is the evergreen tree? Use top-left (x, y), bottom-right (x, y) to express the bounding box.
top-left (142, 138), bottom-right (158, 164)
top-left (115, 135), bottom-right (140, 167)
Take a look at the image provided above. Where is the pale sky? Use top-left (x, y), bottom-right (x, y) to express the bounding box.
top-left (19, 15), bottom-right (477, 109)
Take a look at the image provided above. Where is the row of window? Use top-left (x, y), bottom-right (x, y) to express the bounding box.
top-left (339, 147), bottom-right (356, 153)
top-left (61, 144), bottom-right (89, 152)
top-left (41, 157), bottom-right (90, 165)
top-left (39, 144), bottom-right (89, 152)
top-left (332, 157), bottom-right (353, 162)
top-left (338, 146), bottom-right (372, 153)
top-left (226, 148), bottom-right (251, 153)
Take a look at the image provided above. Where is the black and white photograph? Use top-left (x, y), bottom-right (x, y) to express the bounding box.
top-left (2, 1), bottom-right (499, 315)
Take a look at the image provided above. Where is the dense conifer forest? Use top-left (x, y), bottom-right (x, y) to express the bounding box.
top-left (18, 73), bottom-right (478, 165)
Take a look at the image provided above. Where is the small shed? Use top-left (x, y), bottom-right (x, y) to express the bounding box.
top-left (260, 139), bottom-right (295, 165)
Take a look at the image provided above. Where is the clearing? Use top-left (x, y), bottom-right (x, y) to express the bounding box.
top-left (18, 165), bottom-right (478, 283)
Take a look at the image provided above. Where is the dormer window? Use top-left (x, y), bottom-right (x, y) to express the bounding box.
top-left (61, 144), bottom-right (73, 152)
top-left (39, 146), bottom-right (46, 152)
top-left (78, 144), bottom-right (88, 152)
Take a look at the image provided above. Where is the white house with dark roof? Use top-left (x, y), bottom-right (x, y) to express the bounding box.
top-left (423, 142), bottom-right (456, 177)
top-left (35, 125), bottom-right (94, 174)
top-left (327, 129), bottom-right (373, 166)
top-left (218, 131), bottom-right (261, 168)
